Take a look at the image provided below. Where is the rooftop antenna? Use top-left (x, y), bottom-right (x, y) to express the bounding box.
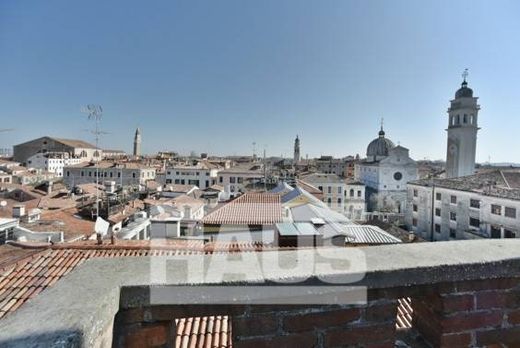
top-left (380, 117), bottom-right (384, 131)
top-left (263, 147), bottom-right (267, 191)
top-left (81, 104), bottom-right (103, 222)
top-left (252, 141), bottom-right (257, 160)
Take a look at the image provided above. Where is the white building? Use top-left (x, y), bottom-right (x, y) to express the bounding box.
top-left (406, 170), bottom-right (520, 241)
top-left (355, 126), bottom-right (418, 214)
top-left (299, 173), bottom-right (346, 213)
top-left (13, 136), bottom-right (101, 165)
top-left (344, 180), bottom-right (366, 221)
top-left (217, 165), bottom-right (264, 200)
top-left (63, 162), bottom-right (156, 188)
top-left (165, 161), bottom-right (220, 190)
top-left (26, 152), bottom-right (85, 177)
top-left (446, 71), bottom-right (480, 178)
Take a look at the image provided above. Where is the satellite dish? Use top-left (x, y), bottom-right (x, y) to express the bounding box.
top-left (0, 201), bottom-right (6, 207)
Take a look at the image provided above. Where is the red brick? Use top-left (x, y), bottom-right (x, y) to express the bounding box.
top-left (442, 294), bottom-right (475, 313)
top-left (476, 327), bottom-right (520, 346)
top-left (234, 332), bottom-right (316, 348)
top-left (364, 342), bottom-right (395, 348)
top-left (508, 309), bottom-right (520, 325)
top-left (233, 315), bottom-right (278, 337)
top-left (364, 302), bottom-right (397, 322)
top-left (439, 332), bottom-right (472, 347)
top-left (283, 308), bottom-right (360, 333)
top-left (455, 278), bottom-right (520, 293)
top-left (122, 322), bottom-right (170, 348)
top-left (324, 324), bottom-right (395, 346)
top-left (476, 291), bottom-right (520, 310)
top-left (441, 311), bottom-right (503, 333)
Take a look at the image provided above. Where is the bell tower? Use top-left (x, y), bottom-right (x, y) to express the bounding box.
top-left (446, 69), bottom-right (480, 178)
top-left (293, 135), bottom-right (300, 163)
top-left (133, 128), bottom-right (142, 157)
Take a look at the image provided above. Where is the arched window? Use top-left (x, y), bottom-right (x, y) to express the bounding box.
top-left (463, 114), bottom-right (467, 123)
top-left (350, 189), bottom-right (354, 197)
top-left (456, 115), bottom-right (460, 124)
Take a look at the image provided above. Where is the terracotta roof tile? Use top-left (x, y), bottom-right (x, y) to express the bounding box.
top-left (202, 193), bottom-right (282, 225)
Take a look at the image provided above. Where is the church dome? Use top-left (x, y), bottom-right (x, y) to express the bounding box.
top-left (366, 128), bottom-right (395, 158)
top-left (455, 81), bottom-right (473, 98)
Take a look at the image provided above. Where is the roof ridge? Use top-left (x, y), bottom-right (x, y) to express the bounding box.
top-left (499, 170), bottom-right (511, 188)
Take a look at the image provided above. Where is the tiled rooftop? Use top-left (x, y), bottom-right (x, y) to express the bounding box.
top-left (202, 193), bottom-right (283, 225)
top-left (0, 240), bottom-right (276, 320)
top-left (0, 239), bottom-right (419, 347)
top-left (410, 169), bottom-right (520, 201)
top-left (175, 316), bottom-right (231, 348)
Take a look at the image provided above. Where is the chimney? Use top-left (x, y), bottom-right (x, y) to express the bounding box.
top-left (12, 205), bottom-right (25, 218)
top-left (183, 205), bottom-right (192, 219)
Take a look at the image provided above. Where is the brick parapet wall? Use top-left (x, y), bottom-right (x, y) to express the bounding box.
top-left (412, 277), bottom-right (520, 347)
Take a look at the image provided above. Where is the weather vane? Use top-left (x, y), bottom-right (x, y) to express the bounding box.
top-left (462, 68), bottom-right (469, 82)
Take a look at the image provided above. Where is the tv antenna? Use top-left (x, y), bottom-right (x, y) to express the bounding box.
top-left (81, 104), bottom-right (103, 221)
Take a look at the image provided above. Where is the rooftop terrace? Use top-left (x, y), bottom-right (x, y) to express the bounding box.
top-left (0, 240), bottom-right (520, 347)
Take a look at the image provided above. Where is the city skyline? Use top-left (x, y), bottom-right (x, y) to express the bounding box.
top-left (1, 0), bottom-right (520, 162)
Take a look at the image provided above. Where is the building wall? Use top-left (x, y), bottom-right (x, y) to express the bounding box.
top-left (13, 137), bottom-right (100, 164)
top-left (407, 184), bottom-right (520, 241)
top-left (218, 172), bottom-right (263, 200)
top-left (344, 184), bottom-right (366, 220)
top-left (27, 153), bottom-right (84, 177)
top-left (165, 167), bottom-right (218, 189)
top-left (63, 166), bottom-right (156, 187)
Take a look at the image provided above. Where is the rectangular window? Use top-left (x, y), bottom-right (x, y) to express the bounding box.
top-left (327, 186), bottom-right (332, 194)
top-left (337, 186), bottom-right (342, 194)
top-left (491, 226), bottom-right (501, 239)
top-left (505, 229), bottom-right (516, 238)
top-left (219, 176), bottom-right (223, 183)
top-left (412, 218), bottom-right (417, 227)
top-left (450, 212), bottom-right (456, 221)
top-left (435, 224), bottom-right (441, 233)
top-left (470, 199), bottom-right (480, 209)
top-left (450, 195), bottom-right (457, 204)
top-left (230, 177), bottom-right (236, 184)
top-left (436, 192), bottom-right (441, 201)
top-left (491, 204), bottom-right (502, 215)
top-left (237, 177), bottom-right (244, 184)
top-left (470, 217), bottom-right (480, 228)
top-left (449, 228), bottom-right (456, 238)
top-left (357, 190), bottom-right (361, 197)
top-left (413, 189), bottom-right (418, 197)
top-left (413, 204), bottom-right (418, 212)
top-left (505, 207), bottom-right (517, 219)
top-left (435, 208), bottom-right (441, 217)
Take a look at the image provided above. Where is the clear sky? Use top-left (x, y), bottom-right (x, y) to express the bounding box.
top-left (1, 0), bottom-right (519, 162)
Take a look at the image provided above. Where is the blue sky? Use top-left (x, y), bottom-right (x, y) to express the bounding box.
top-left (1, 0), bottom-right (519, 162)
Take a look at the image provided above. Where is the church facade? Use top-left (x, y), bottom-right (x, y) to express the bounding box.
top-left (355, 125), bottom-right (418, 214)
